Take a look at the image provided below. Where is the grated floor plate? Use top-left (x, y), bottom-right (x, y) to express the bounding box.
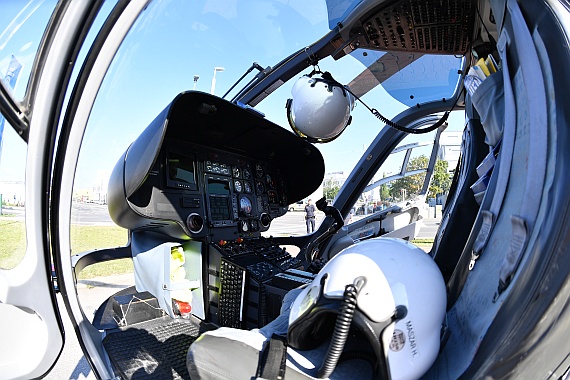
top-left (103, 317), bottom-right (201, 379)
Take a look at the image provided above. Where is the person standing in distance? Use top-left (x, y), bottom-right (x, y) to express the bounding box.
top-left (304, 199), bottom-right (316, 233)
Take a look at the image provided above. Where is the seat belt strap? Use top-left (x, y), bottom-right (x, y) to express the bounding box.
top-left (468, 22), bottom-right (515, 270)
top-left (472, 0), bottom-right (547, 295)
top-left (494, 0), bottom-right (547, 296)
top-left (450, 0), bottom-right (548, 307)
top-left (256, 334), bottom-right (287, 380)
top-left (469, 210), bottom-right (494, 270)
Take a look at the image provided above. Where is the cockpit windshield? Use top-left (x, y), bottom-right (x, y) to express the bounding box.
top-left (0, 0), bottom-right (468, 243)
top-left (49, 0), bottom-right (460, 197)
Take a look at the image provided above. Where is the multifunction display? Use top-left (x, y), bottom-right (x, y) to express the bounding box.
top-left (167, 151), bottom-right (198, 190)
top-left (161, 139), bottom-right (289, 238)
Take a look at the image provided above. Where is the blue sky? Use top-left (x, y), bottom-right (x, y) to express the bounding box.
top-left (0, 1), bottom-right (53, 183)
top-left (0, 0), bottom-right (465, 190)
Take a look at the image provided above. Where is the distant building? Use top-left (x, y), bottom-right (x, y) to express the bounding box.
top-left (438, 131), bottom-right (462, 172)
top-left (73, 170), bottom-right (111, 204)
top-left (323, 171), bottom-right (346, 187)
top-left (92, 170), bottom-right (111, 204)
top-left (0, 181), bottom-right (25, 206)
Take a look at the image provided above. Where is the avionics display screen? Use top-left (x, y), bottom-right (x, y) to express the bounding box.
top-left (208, 178), bottom-right (232, 221)
top-left (208, 178), bottom-right (231, 195)
top-left (167, 151), bottom-right (197, 190)
top-left (239, 196), bottom-right (252, 216)
top-left (209, 196), bottom-right (231, 221)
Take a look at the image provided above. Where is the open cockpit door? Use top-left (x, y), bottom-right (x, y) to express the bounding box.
top-left (0, 2), bottom-right (84, 377)
top-left (0, 1), bottom-right (150, 378)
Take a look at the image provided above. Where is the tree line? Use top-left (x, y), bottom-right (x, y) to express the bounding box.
top-left (324, 155), bottom-right (453, 204)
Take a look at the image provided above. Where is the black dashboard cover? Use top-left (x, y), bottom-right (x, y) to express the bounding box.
top-left (108, 91), bottom-right (324, 231)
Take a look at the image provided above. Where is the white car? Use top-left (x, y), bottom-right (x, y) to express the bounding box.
top-left (288, 201), bottom-right (306, 212)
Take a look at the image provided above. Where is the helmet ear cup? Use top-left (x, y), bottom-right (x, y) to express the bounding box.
top-left (288, 308), bottom-right (337, 350)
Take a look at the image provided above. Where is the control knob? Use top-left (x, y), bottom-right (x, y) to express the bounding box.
top-left (187, 213), bottom-right (204, 234)
top-left (260, 213), bottom-right (271, 228)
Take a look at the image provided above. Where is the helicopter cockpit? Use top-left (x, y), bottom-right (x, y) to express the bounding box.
top-left (3, 0), bottom-right (570, 379)
top-left (106, 91), bottom-right (327, 330)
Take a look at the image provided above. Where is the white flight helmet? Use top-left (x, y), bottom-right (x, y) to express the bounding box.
top-left (287, 72), bottom-right (355, 143)
top-left (288, 237), bottom-right (446, 380)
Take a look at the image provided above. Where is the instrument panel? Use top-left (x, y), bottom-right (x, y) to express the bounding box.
top-left (154, 138), bottom-right (288, 240)
top-left (108, 91), bottom-right (324, 242)
top-left (203, 153), bottom-right (287, 226)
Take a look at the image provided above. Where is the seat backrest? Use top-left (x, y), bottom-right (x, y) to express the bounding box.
top-left (430, 117), bottom-right (489, 282)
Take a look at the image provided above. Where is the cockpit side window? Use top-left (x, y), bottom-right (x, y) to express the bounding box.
top-left (0, 2), bottom-right (56, 270)
top-left (0, 1), bottom-right (57, 103)
top-left (335, 110), bottom-right (464, 251)
top-left (346, 128), bottom-right (449, 221)
top-left (0, 123), bottom-right (26, 269)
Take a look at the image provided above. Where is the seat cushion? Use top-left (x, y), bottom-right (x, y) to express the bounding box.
top-left (187, 327), bottom-right (374, 379)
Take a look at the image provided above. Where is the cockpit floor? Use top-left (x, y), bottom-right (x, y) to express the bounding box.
top-left (102, 317), bottom-right (201, 379)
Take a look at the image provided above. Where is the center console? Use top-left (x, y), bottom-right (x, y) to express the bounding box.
top-left (207, 236), bottom-right (315, 329)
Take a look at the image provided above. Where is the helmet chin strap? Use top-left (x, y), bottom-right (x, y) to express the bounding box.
top-left (306, 69), bottom-right (349, 97)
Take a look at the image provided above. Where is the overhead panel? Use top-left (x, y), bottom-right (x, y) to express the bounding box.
top-left (360, 0), bottom-right (476, 54)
